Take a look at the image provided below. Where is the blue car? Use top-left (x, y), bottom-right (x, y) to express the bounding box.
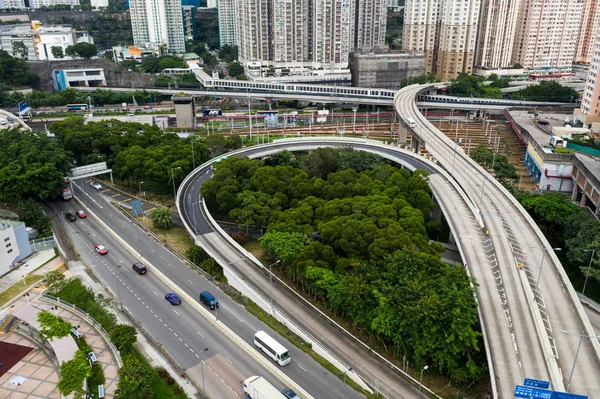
top-left (282, 388), bottom-right (301, 399)
top-left (165, 293), bottom-right (182, 305)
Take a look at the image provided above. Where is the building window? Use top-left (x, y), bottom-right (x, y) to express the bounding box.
top-left (5, 243), bottom-right (11, 248)
top-left (4, 237), bottom-right (8, 242)
top-left (7, 249), bottom-right (12, 254)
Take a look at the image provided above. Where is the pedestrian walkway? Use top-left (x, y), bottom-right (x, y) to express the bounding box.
top-left (0, 249), bottom-right (60, 294)
top-left (0, 286), bottom-right (119, 399)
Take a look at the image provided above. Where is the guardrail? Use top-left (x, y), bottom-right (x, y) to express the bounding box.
top-left (41, 293), bottom-right (123, 368)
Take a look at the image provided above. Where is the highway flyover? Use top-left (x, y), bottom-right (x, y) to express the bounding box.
top-left (396, 84), bottom-right (600, 398)
top-left (178, 137), bottom-right (497, 398)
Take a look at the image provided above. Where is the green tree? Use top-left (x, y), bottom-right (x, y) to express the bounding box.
top-left (65, 45), bottom-right (76, 58)
top-left (38, 311), bottom-right (73, 340)
top-left (57, 350), bottom-right (92, 399)
top-left (51, 46), bottom-right (64, 59)
top-left (260, 231), bottom-right (307, 263)
top-left (227, 61), bottom-right (244, 78)
top-left (149, 207), bottom-right (172, 229)
top-left (513, 80), bottom-right (579, 103)
top-left (115, 355), bottom-right (153, 399)
top-left (300, 147), bottom-right (341, 179)
top-left (109, 324), bottom-right (137, 354)
top-left (218, 44), bottom-right (238, 62)
top-left (72, 42), bottom-right (98, 59)
top-left (44, 270), bottom-right (66, 293)
top-left (12, 41), bottom-right (28, 60)
top-left (521, 193), bottom-right (582, 237)
top-left (140, 55), bottom-right (160, 73)
top-left (158, 55), bottom-right (188, 70)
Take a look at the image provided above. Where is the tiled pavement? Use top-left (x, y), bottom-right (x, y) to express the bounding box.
top-left (0, 287), bottom-right (119, 399)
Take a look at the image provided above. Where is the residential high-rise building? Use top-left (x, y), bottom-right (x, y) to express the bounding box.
top-left (129, 0), bottom-right (185, 54)
top-left (512, 0), bottom-right (584, 70)
top-left (354, 0), bottom-right (388, 51)
top-left (403, 0), bottom-right (480, 80)
top-left (475, 0), bottom-right (520, 68)
top-left (574, 29), bottom-right (600, 130)
top-left (574, 0), bottom-right (600, 64)
top-left (217, 0), bottom-right (236, 46)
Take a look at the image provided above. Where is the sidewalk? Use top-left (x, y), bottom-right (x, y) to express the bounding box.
top-left (0, 286), bottom-right (119, 399)
top-left (0, 249), bottom-right (60, 294)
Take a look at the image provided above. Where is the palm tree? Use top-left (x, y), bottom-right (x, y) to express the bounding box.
top-left (149, 207), bottom-right (172, 229)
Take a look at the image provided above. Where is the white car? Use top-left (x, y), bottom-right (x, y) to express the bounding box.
top-left (90, 182), bottom-right (103, 190)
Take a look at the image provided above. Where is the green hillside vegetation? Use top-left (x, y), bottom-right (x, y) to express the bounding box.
top-left (201, 150), bottom-right (486, 383)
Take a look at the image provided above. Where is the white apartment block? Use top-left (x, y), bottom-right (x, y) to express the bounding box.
top-left (574, 0), bottom-right (600, 64)
top-left (475, 0), bottom-right (520, 68)
top-left (574, 29), bottom-right (600, 129)
top-left (0, 0), bottom-right (26, 8)
top-left (312, 0), bottom-right (354, 66)
top-left (512, 0), bottom-right (584, 70)
top-left (403, 0), bottom-right (480, 80)
top-left (354, 0), bottom-right (387, 51)
top-left (30, 0), bottom-right (80, 6)
top-left (129, 0), bottom-right (185, 54)
top-left (217, 0), bottom-right (236, 45)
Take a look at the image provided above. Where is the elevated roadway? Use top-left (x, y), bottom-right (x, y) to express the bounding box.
top-left (396, 84), bottom-right (600, 398)
top-left (177, 137), bottom-right (500, 398)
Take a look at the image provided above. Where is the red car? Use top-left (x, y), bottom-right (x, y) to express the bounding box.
top-left (76, 210), bottom-right (87, 218)
top-left (94, 244), bottom-right (108, 255)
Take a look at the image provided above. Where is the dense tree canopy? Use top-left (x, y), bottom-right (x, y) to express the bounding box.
top-left (0, 129), bottom-right (71, 202)
top-left (202, 150), bottom-right (483, 382)
top-left (449, 73), bottom-right (502, 99)
top-left (512, 81), bottom-right (579, 103)
top-left (0, 49), bottom-right (39, 88)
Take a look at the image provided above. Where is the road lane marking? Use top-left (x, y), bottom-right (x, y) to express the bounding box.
top-left (195, 353), bottom-right (200, 358)
top-left (108, 193), bottom-right (120, 198)
top-left (150, 249), bottom-right (155, 253)
top-left (101, 189), bottom-right (111, 193)
top-left (197, 331), bottom-right (204, 338)
top-left (146, 207), bottom-right (157, 213)
top-left (167, 263), bottom-right (173, 267)
top-left (153, 291), bottom-right (158, 297)
top-left (298, 364), bottom-right (307, 372)
top-left (179, 337), bottom-right (183, 342)
top-left (188, 279), bottom-right (193, 284)
top-left (225, 357), bottom-right (233, 365)
top-left (173, 310), bottom-right (180, 316)
top-left (118, 259), bottom-right (123, 264)
top-left (234, 315), bottom-right (242, 322)
top-left (91, 233), bottom-right (96, 237)
top-left (120, 198), bottom-right (132, 204)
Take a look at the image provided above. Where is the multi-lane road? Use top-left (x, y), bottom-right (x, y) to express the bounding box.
top-left (396, 85), bottom-right (600, 397)
top-left (51, 179), bottom-right (364, 399)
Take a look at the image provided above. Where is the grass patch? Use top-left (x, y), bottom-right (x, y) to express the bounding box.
top-left (131, 350), bottom-right (187, 399)
top-left (242, 240), bottom-right (268, 265)
top-left (245, 300), bottom-right (377, 399)
top-left (140, 218), bottom-right (195, 255)
top-left (0, 275), bottom-right (44, 306)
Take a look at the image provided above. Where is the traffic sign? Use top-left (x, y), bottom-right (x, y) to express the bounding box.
top-left (524, 378), bottom-right (550, 389)
top-left (551, 392), bottom-right (588, 399)
top-left (514, 385), bottom-right (552, 398)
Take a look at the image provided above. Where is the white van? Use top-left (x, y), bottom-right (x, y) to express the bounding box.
top-left (407, 118), bottom-right (417, 128)
top-left (254, 331), bottom-right (291, 366)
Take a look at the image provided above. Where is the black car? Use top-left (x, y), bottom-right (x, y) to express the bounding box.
top-left (132, 262), bottom-right (147, 275)
top-left (537, 119), bottom-right (549, 125)
top-left (65, 211), bottom-right (76, 222)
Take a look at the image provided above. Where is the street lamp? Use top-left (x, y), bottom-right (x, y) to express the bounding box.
top-left (582, 249), bottom-right (596, 296)
top-left (139, 181), bottom-right (144, 198)
top-left (268, 260), bottom-right (281, 312)
top-left (171, 167), bottom-right (182, 199)
top-left (200, 347), bottom-right (209, 394)
top-left (418, 365), bottom-right (429, 399)
top-left (114, 265), bottom-right (123, 310)
top-left (530, 246), bottom-right (561, 288)
top-left (561, 330), bottom-right (600, 392)
top-left (352, 107), bottom-right (357, 134)
top-left (337, 367), bottom-right (353, 399)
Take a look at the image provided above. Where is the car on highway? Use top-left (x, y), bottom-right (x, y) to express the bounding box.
top-left (143, 106), bottom-right (152, 110)
top-left (65, 211), bottom-right (76, 222)
top-left (199, 291), bottom-right (218, 309)
top-left (537, 119), bottom-right (549, 125)
top-left (76, 210), bottom-right (87, 218)
top-left (165, 293), bottom-right (181, 305)
top-left (282, 388), bottom-right (301, 399)
top-left (132, 262), bottom-right (147, 275)
top-left (94, 244), bottom-right (108, 255)
top-left (90, 182), bottom-right (103, 190)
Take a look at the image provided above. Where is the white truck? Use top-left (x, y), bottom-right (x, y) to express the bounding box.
top-left (243, 376), bottom-right (286, 399)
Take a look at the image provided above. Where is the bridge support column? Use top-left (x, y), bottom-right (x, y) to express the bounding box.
top-left (448, 230), bottom-right (456, 246)
top-left (430, 203), bottom-right (442, 223)
top-left (172, 94), bottom-right (197, 128)
top-left (410, 136), bottom-right (421, 154)
top-left (397, 124), bottom-right (408, 145)
top-left (571, 184), bottom-right (579, 201)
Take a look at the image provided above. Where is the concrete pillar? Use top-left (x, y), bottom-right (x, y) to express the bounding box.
top-left (571, 184), bottom-right (579, 201)
top-left (580, 192), bottom-right (588, 207)
top-left (448, 231), bottom-right (456, 246)
top-left (172, 94), bottom-right (196, 128)
top-left (398, 124), bottom-right (408, 145)
top-left (430, 203), bottom-right (442, 223)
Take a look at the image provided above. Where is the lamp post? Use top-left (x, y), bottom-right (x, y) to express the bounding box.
top-left (582, 249), bottom-right (596, 296)
top-left (337, 367), bottom-right (353, 399)
top-left (171, 166), bottom-right (182, 199)
top-left (248, 96), bottom-right (252, 139)
top-left (200, 347), bottom-right (209, 394)
top-left (561, 330), bottom-right (600, 392)
top-left (418, 365), bottom-right (429, 399)
top-left (22, 274), bottom-right (26, 287)
top-left (268, 260), bottom-right (281, 312)
top-left (114, 265), bottom-right (123, 310)
top-left (531, 246), bottom-right (561, 287)
top-left (139, 181), bottom-right (144, 198)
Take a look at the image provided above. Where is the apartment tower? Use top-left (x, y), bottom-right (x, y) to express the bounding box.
top-left (403, 0), bottom-right (480, 80)
top-left (475, 0), bottom-right (520, 68)
top-left (574, 0), bottom-right (600, 64)
top-left (574, 30), bottom-right (600, 129)
top-left (512, 0), bottom-right (584, 69)
top-left (129, 0), bottom-right (185, 54)
top-left (354, 0), bottom-right (388, 51)
top-left (217, 0), bottom-right (236, 46)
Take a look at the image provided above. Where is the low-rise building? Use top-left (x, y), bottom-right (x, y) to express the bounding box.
top-left (53, 67), bottom-right (107, 90)
top-left (110, 45), bottom-right (156, 63)
top-left (0, 220), bottom-right (32, 276)
top-left (348, 49), bottom-right (425, 90)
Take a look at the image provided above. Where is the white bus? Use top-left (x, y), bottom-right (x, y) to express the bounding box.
top-left (254, 331), bottom-right (291, 366)
top-left (407, 118), bottom-right (417, 128)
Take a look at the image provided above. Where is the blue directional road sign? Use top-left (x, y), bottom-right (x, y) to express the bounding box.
top-left (130, 199), bottom-right (144, 217)
top-left (514, 385), bottom-right (552, 398)
top-left (524, 378), bottom-right (551, 389)
top-left (551, 392), bottom-right (588, 399)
